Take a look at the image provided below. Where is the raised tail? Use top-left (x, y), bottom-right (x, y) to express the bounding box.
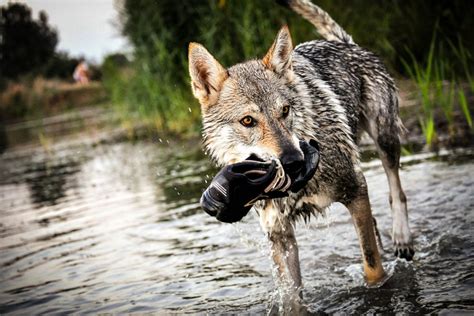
top-left (277, 0), bottom-right (354, 44)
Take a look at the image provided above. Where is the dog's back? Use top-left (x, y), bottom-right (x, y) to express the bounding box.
top-left (282, 0), bottom-right (404, 143)
top-left (295, 41), bottom-right (402, 139)
top-left (281, 0), bottom-right (412, 259)
top-left (271, 1), bottom-right (410, 230)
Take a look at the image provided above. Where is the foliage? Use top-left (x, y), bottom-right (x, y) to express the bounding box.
top-left (0, 78), bottom-right (107, 122)
top-left (116, 0), bottom-right (474, 76)
top-left (458, 89), bottom-right (472, 129)
top-left (402, 32), bottom-right (473, 147)
top-left (0, 3), bottom-right (58, 79)
top-left (104, 0), bottom-right (474, 135)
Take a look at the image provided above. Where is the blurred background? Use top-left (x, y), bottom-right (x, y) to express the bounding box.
top-left (1, 0), bottom-right (473, 144)
top-left (0, 0), bottom-right (473, 314)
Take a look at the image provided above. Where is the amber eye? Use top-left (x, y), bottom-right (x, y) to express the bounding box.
top-left (282, 106), bottom-right (290, 117)
top-left (240, 116), bottom-right (255, 127)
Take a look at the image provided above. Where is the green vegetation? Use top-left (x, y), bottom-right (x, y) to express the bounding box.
top-left (103, 0), bottom-right (473, 139)
top-left (0, 79), bottom-right (107, 121)
top-left (1, 1), bottom-right (472, 147)
top-left (402, 32), bottom-right (473, 147)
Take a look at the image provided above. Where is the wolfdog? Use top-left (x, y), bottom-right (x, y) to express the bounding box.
top-left (188, 0), bottom-right (413, 300)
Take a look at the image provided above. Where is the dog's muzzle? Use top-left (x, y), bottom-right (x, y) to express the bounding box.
top-left (200, 139), bottom-right (320, 223)
top-left (289, 139), bottom-right (320, 192)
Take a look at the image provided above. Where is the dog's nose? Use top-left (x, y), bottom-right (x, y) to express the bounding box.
top-left (280, 152), bottom-right (304, 175)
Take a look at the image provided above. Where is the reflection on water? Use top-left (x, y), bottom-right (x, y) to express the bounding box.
top-left (0, 134), bottom-right (473, 314)
top-left (25, 159), bottom-right (82, 208)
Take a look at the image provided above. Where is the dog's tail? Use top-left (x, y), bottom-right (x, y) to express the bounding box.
top-left (277, 0), bottom-right (354, 44)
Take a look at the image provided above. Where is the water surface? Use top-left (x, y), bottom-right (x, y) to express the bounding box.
top-left (0, 123), bottom-right (473, 314)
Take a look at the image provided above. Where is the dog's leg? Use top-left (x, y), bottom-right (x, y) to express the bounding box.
top-left (259, 201), bottom-right (303, 303)
top-left (362, 93), bottom-right (414, 260)
top-left (345, 176), bottom-right (386, 285)
top-left (380, 151), bottom-right (413, 260)
top-left (373, 131), bottom-right (414, 260)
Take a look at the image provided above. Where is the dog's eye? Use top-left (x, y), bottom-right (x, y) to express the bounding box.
top-left (240, 116), bottom-right (255, 127)
top-left (282, 106), bottom-right (290, 117)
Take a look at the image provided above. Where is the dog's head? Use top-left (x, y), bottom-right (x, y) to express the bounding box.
top-left (189, 26), bottom-right (304, 174)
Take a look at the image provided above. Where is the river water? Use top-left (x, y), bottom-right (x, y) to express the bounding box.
top-left (0, 113), bottom-right (473, 314)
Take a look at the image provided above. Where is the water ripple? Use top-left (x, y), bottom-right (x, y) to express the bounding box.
top-left (0, 142), bottom-right (473, 314)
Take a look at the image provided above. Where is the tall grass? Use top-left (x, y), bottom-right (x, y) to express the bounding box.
top-left (102, 44), bottom-right (200, 135)
top-left (402, 33), bottom-right (473, 147)
top-left (0, 78), bottom-right (106, 121)
top-left (104, 0), bottom-right (473, 140)
top-left (449, 37), bottom-right (474, 94)
top-left (104, 0), bottom-right (411, 135)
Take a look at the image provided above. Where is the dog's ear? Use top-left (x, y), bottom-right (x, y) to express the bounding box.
top-left (188, 43), bottom-right (228, 109)
top-left (263, 25), bottom-right (293, 75)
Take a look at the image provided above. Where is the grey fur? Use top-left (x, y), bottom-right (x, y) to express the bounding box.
top-left (189, 0), bottom-right (413, 302)
top-left (201, 40), bottom-right (404, 218)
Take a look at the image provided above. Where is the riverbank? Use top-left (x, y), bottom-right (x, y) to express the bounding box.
top-left (2, 79), bottom-right (472, 157)
top-left (0, 78), bottom-right (107, 123)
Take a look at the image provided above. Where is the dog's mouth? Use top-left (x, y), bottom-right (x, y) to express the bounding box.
top-left (283, 159), bottom-right (304, 179)
top-left (245, 142), bottom-right (318, 185)
top-left (288, 139), bottom-right (320, 192)
top-left (246, 153), bottom-right (301, 176)
top-left (200, 139), bottom-right (320, 223)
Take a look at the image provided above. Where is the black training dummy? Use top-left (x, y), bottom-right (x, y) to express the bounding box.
top-left (201, 139), bottom-right (320, 223)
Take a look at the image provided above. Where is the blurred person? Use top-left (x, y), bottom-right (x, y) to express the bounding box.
top-left (73, 58), bottom-right (89, 84)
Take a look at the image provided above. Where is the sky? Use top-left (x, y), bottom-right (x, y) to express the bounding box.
top-left (15, 0), bottom-right (129, 63)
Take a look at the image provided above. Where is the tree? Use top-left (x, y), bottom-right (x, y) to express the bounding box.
top-left (0, 3), bottom-right (58, 79)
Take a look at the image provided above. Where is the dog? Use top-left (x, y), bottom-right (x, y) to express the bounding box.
top-left (188, 0), bottom-right (413, 300)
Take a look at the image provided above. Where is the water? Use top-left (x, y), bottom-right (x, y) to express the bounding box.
top-left (1, 118), bottom-right (473, 314)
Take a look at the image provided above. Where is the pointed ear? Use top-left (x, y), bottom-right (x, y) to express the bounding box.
top-left (262, 25), bottom-right (293, 75)
top-left (188, 43), bottom-right (228, 109)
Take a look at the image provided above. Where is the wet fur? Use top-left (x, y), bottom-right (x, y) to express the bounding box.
top-left (197, 40), bottom-right (405, 230)
top-left (189, 0), bottom-right (413, 301)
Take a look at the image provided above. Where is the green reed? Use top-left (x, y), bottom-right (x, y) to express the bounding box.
top-left (402, 32), bottom-right (473, 147)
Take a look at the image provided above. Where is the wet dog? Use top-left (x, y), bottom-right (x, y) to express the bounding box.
top-left (188, 0), bottom-right (413, 301)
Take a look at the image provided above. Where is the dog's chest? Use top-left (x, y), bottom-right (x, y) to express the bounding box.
top-left (295, 193), bottom-right (333, 213)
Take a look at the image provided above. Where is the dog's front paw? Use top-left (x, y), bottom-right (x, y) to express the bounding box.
top-left (392, 215), bottom-right (414, 261)
top-left (393, 234), bottom-right (414, 261)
